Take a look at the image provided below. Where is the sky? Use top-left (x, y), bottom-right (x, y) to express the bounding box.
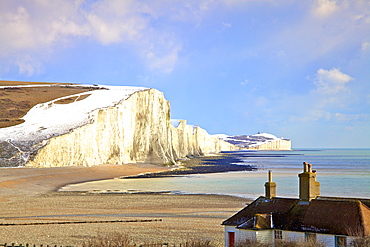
top-left (0, 0), bottom-right (369, 148)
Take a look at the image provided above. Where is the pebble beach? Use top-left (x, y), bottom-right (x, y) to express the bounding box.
top-left (0, 163), bottom-right (250, 246)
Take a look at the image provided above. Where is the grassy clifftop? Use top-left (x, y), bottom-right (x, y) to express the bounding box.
top-left (0, 81), bottom-right (96, 128)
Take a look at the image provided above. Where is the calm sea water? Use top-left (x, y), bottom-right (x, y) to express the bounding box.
top-left (60, 149), bottom-right (370, 199)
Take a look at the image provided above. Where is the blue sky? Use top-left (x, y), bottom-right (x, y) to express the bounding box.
top-left (1, 0), bottom-right (369, 148)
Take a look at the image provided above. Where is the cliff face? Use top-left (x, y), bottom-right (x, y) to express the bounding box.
top-left (221, 132), bottom-right (291, 150)
top-left (1, 88), bottom-right (236, 167)
top-left (246, 139), bottom-right (291, 150)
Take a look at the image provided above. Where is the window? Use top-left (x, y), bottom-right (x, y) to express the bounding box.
top-left (305, 232), bottom-right (317, 243)
top-left (228, 232), bottom-right (235, 247)
top-left (335, 236), bottom-right (347, 247)
top-left (274, 230), bottom-right (283, 240)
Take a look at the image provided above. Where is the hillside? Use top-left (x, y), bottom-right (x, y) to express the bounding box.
top-left (0, 81), bottom-right (97, 128)
top-left (0, 82), bottom-right (236, 167)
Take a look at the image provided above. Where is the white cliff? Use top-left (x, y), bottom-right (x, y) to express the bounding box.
top-left (0, 86), bottom-right (236, 167)
top-left (221, 132), bottom-right (291, 150)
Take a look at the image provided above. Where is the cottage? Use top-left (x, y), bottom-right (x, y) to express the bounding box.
top-left (222, 162), bottom-right (370, 247)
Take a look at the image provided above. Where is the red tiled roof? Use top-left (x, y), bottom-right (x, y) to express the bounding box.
top-left (222, 196), bottom-right (298, 226)
top-left (222, 196), bottom-right (370, 237)
top-left (300, 200), bottom-right (370, 236)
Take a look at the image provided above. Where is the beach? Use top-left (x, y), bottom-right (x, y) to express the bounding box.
top-left (2, 149), bottom-right (366, 246)
top-left (0, 163), bottom-right (249, 246)
top-left (59, 149), bottom-right (370, 199)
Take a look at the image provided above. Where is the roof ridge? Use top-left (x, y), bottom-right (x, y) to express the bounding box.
top-left (357, 201), bottom-right (370, 237)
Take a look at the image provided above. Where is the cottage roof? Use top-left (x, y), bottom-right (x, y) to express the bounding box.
top-left (222, 196), bottom-right (298, 226)
top-left (222, 196), bottom-right (370, 237)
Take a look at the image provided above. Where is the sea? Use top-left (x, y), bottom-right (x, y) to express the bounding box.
top-left (60, 149), bottom-right (370, 200)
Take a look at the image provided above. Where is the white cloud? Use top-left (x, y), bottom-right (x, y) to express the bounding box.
top-left (361, 41), bottom-right (370, 51)
top-left (0, 1), bottom-right (90, 52)
top-left (1, 0), bottom-right (369, 76)
top-left (15, 55), bottom-right (41, 76)
top-left (85, 0), bottom-right (146, 45)
top-left (260, 0), bottom-right (370, 69)
top-left (240, 79), bottom-right (248, 86)
top-left (0, 7), bottom-right (36, 53)
top-left (255, 96), bottom-right (268, 107)
top-left (313, 0), bottom-right (338, 18)
top-left (145, 43), bottom-right (182, 73)
top-left (281, 69), bottom-right (355, 123)
top-left (0, 0), bottom-right (184, 75)
top-left (334, 113), bottom-right (368, 122)
top-left (222, 22), bottom-right (232, 29)
top-left (314, 68), bottom-right (353, 95)
top-left (0, 1), bottom-right (90, 75)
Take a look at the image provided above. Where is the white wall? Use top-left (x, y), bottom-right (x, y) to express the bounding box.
top-left (284, 231), bottom-right (305, 243)
top-left (225, 226), bottom-right (351, 247)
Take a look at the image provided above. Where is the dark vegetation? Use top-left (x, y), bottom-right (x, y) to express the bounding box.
top-left (124, 153), bottom-right (258, 179)
top-left (78, 234), bottom-right (370, 247)
top-left (81, 233), bottom-right (214, 247)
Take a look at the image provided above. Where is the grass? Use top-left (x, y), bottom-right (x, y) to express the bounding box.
top-left (349, 236), bottom-right (370, 247)
top-left (235, 238), bottom-right (326, 247)
top-left (81, 232), bottom-right (134, 247)
top-left (81, 232), bottom-right (216, 247)
top-left (0, 81), bottom-right (99, 128)
top-left (5, 232), bottom-right (370, 247)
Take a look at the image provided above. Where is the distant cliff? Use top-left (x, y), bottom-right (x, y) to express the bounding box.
top-left (220, 132), bottom-right (291, 150)
top-left (0, 86), bottom-right (236, 167)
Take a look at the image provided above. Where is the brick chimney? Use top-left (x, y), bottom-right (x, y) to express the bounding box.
top-left (298, 162), bottom-right (320, 201)
top-left (265, 170), bottom-right (276, 199)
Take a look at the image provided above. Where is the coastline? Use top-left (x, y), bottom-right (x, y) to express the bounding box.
top-left (0, 163), bottom-right (170, 198)
top-left (124, 153), bottom-right (257, 179)
top-left (58, 149), bottom-right (370, 199)
top-left (0, 162), bottom-right (250, 246)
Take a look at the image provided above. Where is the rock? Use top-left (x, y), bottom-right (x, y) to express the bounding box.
top-left (0, 87), bottom-right (236, 167)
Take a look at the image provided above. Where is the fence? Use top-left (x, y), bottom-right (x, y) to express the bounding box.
top-left (0, 219), bottom-right (162, 226)
top-left (0, 243), bottom-right (191, 247)
top-left (0, 219), bottom-right (164, 247)
top-left (0, 244), bottom-right (66, 247)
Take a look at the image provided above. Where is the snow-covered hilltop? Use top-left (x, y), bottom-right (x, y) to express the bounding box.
top-left (219, 132), bottom-right (291, 150)
top-left (0, 85), bottom-right (145, 143)
top-left (0, 84), bottom-right (236, 167)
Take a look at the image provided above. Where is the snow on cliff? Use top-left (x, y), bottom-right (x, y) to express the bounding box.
top-left (0, 85), bottom-right (147, 142)
top-left (220, 132), bottom-right (291, 149)
top-left (0, 84), bottom-right (236, 167)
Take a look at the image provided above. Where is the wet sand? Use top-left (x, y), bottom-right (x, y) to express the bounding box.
top-left (0, 164), bottom-right (249, 246)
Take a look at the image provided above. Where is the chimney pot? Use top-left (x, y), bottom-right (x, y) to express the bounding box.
top-left (265, 170), bottom-right (276, 199)
top-left (303, 162), bottom-right (308, 172)
top-left (308, 163), bottom-right (312, 173)
top-left (299, 162), bottom-right (320, 201)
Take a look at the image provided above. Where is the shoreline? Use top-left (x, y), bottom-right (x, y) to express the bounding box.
top-left (57, 153), bottom-right (260, 198)
top-left (0, 161), bottom-right (250, 246)
top-left (0, 163), bottom-right (171, 198)
top-left (124, 153), bottom-right (258, 179)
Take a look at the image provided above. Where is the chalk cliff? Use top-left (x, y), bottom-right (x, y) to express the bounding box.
top-left (246, 138), bottom-right (291, 150)
top-left (0, 86), bottom-right (236, 167)
top-left (221, 132), bottom-right (291, 150)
